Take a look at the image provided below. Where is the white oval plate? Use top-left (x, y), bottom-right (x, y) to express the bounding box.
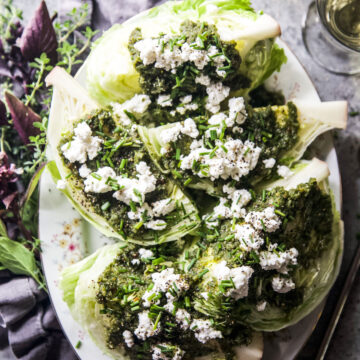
top-left (39, 38), bottom-right (342, 360)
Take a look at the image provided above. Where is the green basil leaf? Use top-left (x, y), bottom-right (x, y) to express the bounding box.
top-left (0, 236), bottom-right (41, 284)
top-left (20, 162), bottom-right (47, 208)
top-left (0, 219), bottom-right (7, 237)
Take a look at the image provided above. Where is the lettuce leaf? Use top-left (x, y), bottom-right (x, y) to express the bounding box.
top-left (86, 0), bottom-right (282, 106)
top-left (46, 68), bottom-right (200, 245)
top-left (191, 159), bottom-right (343, 331)
top-left (138, 101), bottom-right (347, 195)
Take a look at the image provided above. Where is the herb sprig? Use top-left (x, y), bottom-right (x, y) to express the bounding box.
top-left (0, 0), bottom-right (98, 288)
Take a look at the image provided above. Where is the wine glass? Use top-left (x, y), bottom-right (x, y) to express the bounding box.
top-left (302, 0), bottom-right (360, 75)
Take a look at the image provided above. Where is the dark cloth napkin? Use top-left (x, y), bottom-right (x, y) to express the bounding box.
top-left (0, 0), bottom-right (165, 359)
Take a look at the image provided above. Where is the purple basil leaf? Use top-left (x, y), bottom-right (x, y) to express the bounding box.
top-left (2, 192), bottom-right (17, 210)
top-left (19, 1), bottom-right (58, 65)
top-left (0, 100), bottom-right (7, 126)
top-left (4, 91), bottom-right (41, 145)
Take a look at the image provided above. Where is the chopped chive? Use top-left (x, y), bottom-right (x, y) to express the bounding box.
top-left (262, 190), bottom-right (266, 201)
top-left (91, 173), bottom-right (102, 180)
top-left (249, 189), bottom-right (256, 200)
top-left (119, 158), bottom-right (127, 170)
top-left (131, 306), bottom-right (140, 312)
top-left (185, 250), bottom-right (189, 259)
top-left (133, 189), bottom-right (143, 204)
top-left (147, 282), bottom-right (154, 291)
top-left (152, 257), bottom-right (165, 265)
top-left (260, 219), bottom-right (267, 232)
top-left (198, 269), bottom-right (209, 278)
top-left (184, 178), bottom-right (192, 186)
top-left (197, 242), bottom-right (206, 250)
top-left (172, 169), bottom-right (183, 179)
top-left (210, 129), bottom-right (217, 140)
top-left (221, 145), bottom-right (228, 153)
top-left (187, 258), bottom-right (197, 271)
top-left (275, 210), bottom-right (286, 217)
top-left (243, 147), bottom-right (250, 156)
top-left (166, 322), bottom-right (177, 327)
top-left (123, 109), bottom-right (137, 122)
top-left (185, 296), bottom-right (191, 308)
top-left (175, 148), bottom-right (181, 160)
top-left (151, 304), bottom-right (165, 312)
top-left (134, 221), bottom-right (144, 230)
top-left (75, 341), bottom-right (82, 349)
top-left (107, 157), bottom-right (115, 168)
top-left (181, 202), bottom-right (187, 214)
top-left (129, 200), bottom-right (137, 212)
top-left (101, 201), bottom-right (111, 211)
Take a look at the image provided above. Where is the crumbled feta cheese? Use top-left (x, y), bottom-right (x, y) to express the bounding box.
top-left (211, 198), bottom-right (232, 220)
top-left (256, 301), bottom-right (267, 312)
top-left (134, 311), bottom-right (161, 340)
top-left (142, 268), bottom-right (189, 308)
top-left (180, 139), bottom-right (261, 181)
top-left (112, 94), bottom-right (151, 126)
top-left (83, 167), bottom-right (116, 193)
top-left (190, 319), bottom-right (222, 344)
top-left (157, 94), bottom-right (173, 107)
top-left (56, 180), bottom-right (66, 190)
top-left (205, 82), bottom-right (230, 114)
top-left (245, 207), bottom-right (281, 233)
top-left (164, 298), bottom-right (175, 314)
top-left (113, 161), bottom-right (156, 205)
top-left (223, 185), bottom-right (252, 213)
top-left (263, 158), bottom-right (276, 169)
top-left (79, 164), bottom-right (91, 178)
top-left (133, 38), bottom-right (158, 65)
top-left (277, 165), bottom-right (293, 179)
top-left (232, 126), bottom-right (243, 134)
top-left (195, 74), bottom-right (211, 86)
top-left (145, 220), bottom-right (167, 231)
top-left (259, 248), bottom-right (299, 274)
top-left (160, 147), bottom-right (168, 155)
top-left (123, 330), bottom-right (134, 348)
top-left (160, 123), bottom-right (183, 144)
top-left (272, 276), bottom-right (296, 293)
top-left (160, 119), bottom-right (199, 145)
top-left (180, 95), bottom-right (192, 104)
top-left (127, 202), bottom-right (153, 221)
top-left (175, 309), bottom-right (191, 330)
top-left (151, 198), bottom-right (176, 217)
top-left (182, 118), bottom-right (199, 138)
top-left (228, 97), bottom-right (247, 125)
top-left (233, 223), bottom-right (264, 251)
top-left (61, 122), bottom-right (102, 164)
top-left (201, 292), bottom-right (209, 300)
top-left (139, 248), bottom-right (154, 259)
top-left (181, 42), bottom-right (209, 70)
top-left (131, 259), bottom-right (141, 265)
top-left (152, 344), bottom-right (184, 360)
top-left (134, 36), bottom-right (217, 72)
top-left (212, 261), bottom-right (254, 300)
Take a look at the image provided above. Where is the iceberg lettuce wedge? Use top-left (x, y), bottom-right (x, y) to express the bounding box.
top-left (138, 101), bottom-right (347, 195)
top-left (46, 67), bottom-right (200, 245)
top-left (86, 0), bottom-right (283, 106)
top-left (183, 159), bottom-right (342, 332)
